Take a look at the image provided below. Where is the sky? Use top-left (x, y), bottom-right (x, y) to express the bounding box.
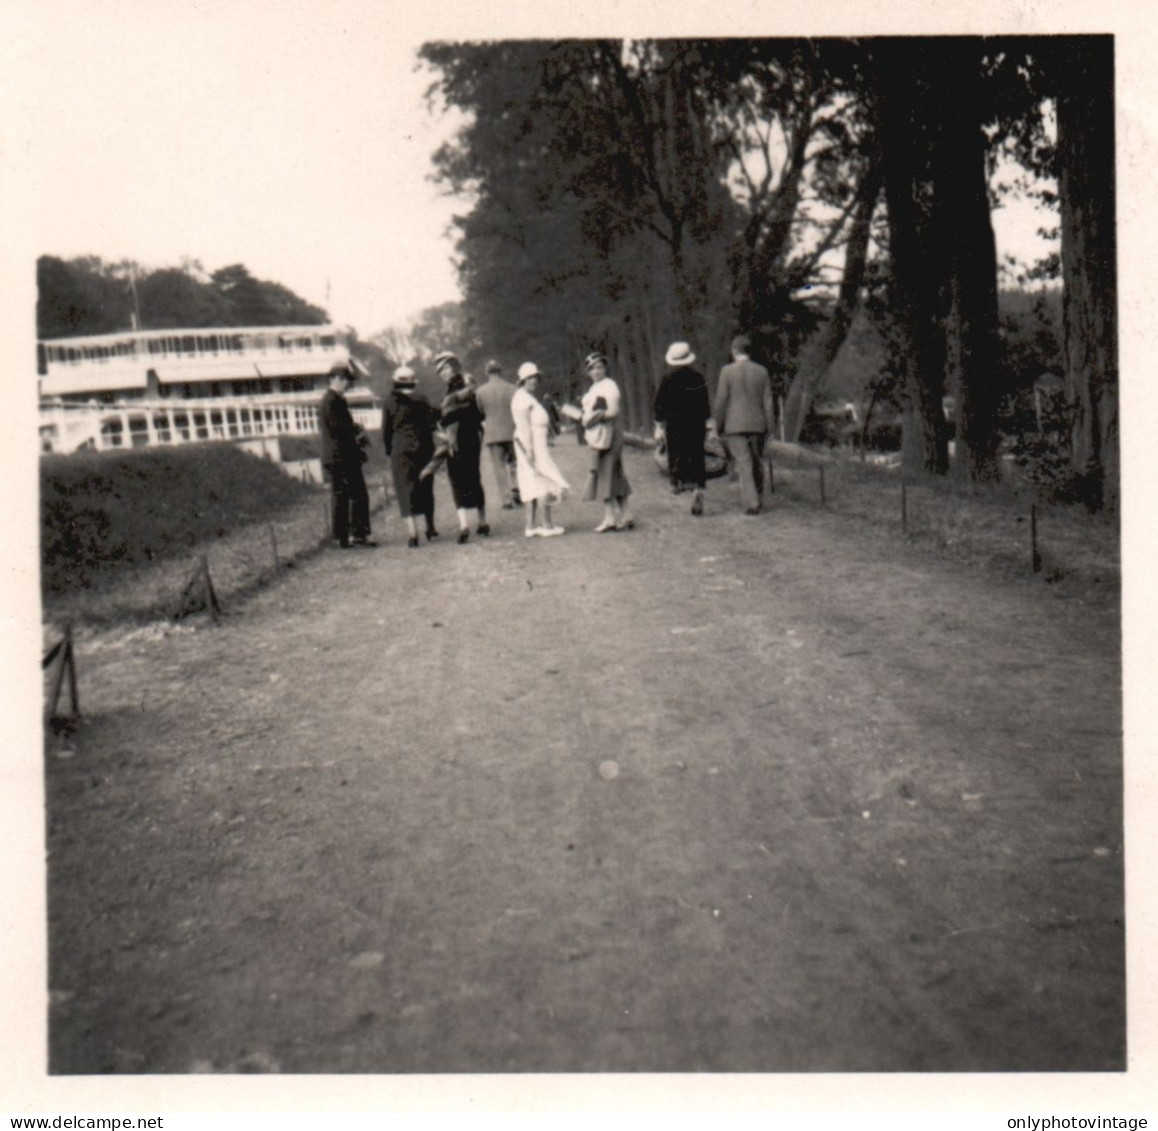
top-left (13, 1), bottom-right (467, 340)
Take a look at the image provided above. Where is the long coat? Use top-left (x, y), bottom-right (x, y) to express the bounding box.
top-left (654, 365), bottom-right (711, 489)
top-left (383, 391), bottom-right (437, 519)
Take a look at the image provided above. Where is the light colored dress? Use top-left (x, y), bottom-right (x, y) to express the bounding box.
top-left (512, 387), bottom-right (570, 502)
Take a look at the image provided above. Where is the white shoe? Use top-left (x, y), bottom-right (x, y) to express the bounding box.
top-left (539, 525), bottom-right (564, 537)
top-left (524, 528), bottom-right (541, 538)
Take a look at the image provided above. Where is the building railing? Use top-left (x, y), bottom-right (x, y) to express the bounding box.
top-left (39, 393), bottom-right (382, 455)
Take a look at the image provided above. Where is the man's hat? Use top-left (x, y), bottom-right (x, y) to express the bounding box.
top-left (392, 364), bottom-right (417, 389)
top-left (665, 341), bottom-right (696, 367)
top-left (485, 359), bottom-right (502, 375)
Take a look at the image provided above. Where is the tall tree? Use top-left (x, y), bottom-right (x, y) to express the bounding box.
top-left (1055, 37), bottom-right (1117, 512)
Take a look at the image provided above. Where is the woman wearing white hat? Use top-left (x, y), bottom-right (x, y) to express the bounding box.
top-left (654, 340), bottom-right (711, 515)
top-left (511, 361), bottom-right (569, 537)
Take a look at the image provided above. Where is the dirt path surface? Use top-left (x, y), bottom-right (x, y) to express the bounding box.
top-left (45, 442), bottom-right (1124, 1074)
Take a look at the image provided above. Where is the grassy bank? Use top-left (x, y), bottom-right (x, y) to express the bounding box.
top-left (40, 442), bottom-right (390, 630)
top-left (763, 442), bottom-right (1119, 605)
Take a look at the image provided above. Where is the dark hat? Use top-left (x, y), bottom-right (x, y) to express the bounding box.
top-left (328, 361), bottom-right (353, 380)
top-left (485, 359), bottom-right (502, 375)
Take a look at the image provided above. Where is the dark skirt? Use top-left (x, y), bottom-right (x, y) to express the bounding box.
top-left (447, 449), bottom-right (485, 510)
top-left (665, 420), bottom-right (707, 488)
top-left (391, 447), bottom-right (434, 519)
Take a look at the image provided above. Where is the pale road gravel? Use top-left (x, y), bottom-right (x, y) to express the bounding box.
top-left (44, 441), bottom-right (1123, 1074)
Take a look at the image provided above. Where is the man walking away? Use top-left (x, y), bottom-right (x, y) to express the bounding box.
top-left (474, 358), bottom-right (521, 508)
top-left (319, 362), bottom-right (375, 548)
top-left (713, 334), bottom-right (774, 515)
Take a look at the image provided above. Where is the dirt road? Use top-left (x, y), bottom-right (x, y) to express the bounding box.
top-left (45, 441), bottom-right (1124, 1073)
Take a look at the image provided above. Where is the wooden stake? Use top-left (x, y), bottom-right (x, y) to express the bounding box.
top-left (1031, 504), bottom-right (1042, 573)
top-left (201, 554), bottom-right (222, 620)
top-left (268, 524), bottom-right (281, 572)
top-left (819, 465), bottom-right (826, 505)
top-left (64, 624), bottom-right (79, 717)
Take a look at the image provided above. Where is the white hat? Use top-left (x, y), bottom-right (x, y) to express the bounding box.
top-left (392, 364), bottom-right (416, 388)
top-left (517, 361), bottom-right (540, 383)
top-left (665, 341), bottom-right (696, 367)
top-left (433, 351), bottom-right (460, 374)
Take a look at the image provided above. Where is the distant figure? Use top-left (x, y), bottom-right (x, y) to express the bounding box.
top-left (431, 351), bottom-right (489, 544)
top-left (474, 358), bottom-right (521, 508)
top-left (383, 364), bottom-right (439, 548)
top-left (511, 362), bottom-right (569, 537)
top-left (654, 340), bottom-right (711, 516)
top-left (319, 362), bottom-right (375, 549)
top-left (713, 333), bottom-right (774, 515)
top-left (580, 352), bottom-right (633, 533)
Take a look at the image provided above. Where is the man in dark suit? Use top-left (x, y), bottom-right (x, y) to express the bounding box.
top-left (713, 334), bottom-right (775, 515)
top-left (319, 362), bottom-right (375, 548)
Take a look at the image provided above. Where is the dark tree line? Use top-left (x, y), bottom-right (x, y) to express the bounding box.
top-left (36, 257), bottom-right (328, 339)
top-left (420, 36), bottom-right (1118, 511)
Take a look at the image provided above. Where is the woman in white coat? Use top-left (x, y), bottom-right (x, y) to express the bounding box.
top-left (511, 362), bottom-right (570, 537)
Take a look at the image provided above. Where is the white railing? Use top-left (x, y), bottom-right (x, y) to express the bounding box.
top-left (39, 393), bottom-right (382, 456)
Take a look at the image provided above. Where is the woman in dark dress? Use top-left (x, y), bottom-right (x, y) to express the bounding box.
top-left (431, 351), bottom-right (489, 544)
top-left (383, 365), bottom-right (439, 548)
top-left (654, 340), bottom-right (711, 516)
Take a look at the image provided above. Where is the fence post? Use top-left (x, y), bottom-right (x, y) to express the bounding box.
top-left (200, 554), bottom-right (222, 620)
top-left (901, 480), bottom-right (908, 533)
top-left (1031, 504), bottom-right (1042, 573)
top-left (818, 465), bottom-right (826, 506)
top-left (268, 524), bottom-right (281, 573)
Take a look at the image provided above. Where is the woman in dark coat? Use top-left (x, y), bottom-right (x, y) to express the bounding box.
top-left (654, 340), bottom-right (711, 516)
top-left (383, 365), bottom-right (439, 548)
top-left (429, 351), bottom-right (489, 544)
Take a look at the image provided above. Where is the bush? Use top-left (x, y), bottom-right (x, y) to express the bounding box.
top-left (41, 444), bottom-right (318, 594)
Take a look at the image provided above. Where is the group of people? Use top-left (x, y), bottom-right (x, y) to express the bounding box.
top-left (319, 332), bottom-right (776, 549)
top-left (319, 348), bottom-right (636, 548)
top-left (653, 332), bottom-right (776, 517)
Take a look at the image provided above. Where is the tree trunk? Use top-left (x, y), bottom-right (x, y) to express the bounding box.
top-left (935, 41), bottom-right (1004, 485)
top-left (1057, 37), bottom-right (1118, 512)
top-left (782, 147), bottom-right (883, 442)
top-left (876, 41), bottom-right (950, 477)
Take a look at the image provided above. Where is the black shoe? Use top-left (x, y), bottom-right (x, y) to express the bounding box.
top-left (744, 507), bottom-right (760, 516)
top-left (502, 503), bottom-right (515, 510)
top-left (333, 541), bottom-right (352, 550)
top-left (352, 538), bottom-right (378, 548)
top-left (426, 529), bottom-right (439, 541)
top-left (691, 493), bottom-right (703, 516)
top-left (407, 536), bottom-right (419, 549)
top-left (457, 529), bottom-right (470, 544)
top-left (477, 523), bottom-right (490, 537)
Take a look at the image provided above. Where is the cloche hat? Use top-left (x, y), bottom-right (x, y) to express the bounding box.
top-left (517, 361), bottom-right (540, 384)
top-left (584, 351), bottom-right (607, 372)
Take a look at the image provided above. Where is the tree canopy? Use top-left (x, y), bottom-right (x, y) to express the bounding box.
top-left (37, 257), bottom-right (328, 339)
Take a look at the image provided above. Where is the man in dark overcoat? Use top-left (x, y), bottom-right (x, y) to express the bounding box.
top-left (319, 362), bottom-right (375, 548)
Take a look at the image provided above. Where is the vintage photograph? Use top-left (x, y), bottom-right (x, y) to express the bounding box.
top-left (4, 0), bottom-right (1148, 1116)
